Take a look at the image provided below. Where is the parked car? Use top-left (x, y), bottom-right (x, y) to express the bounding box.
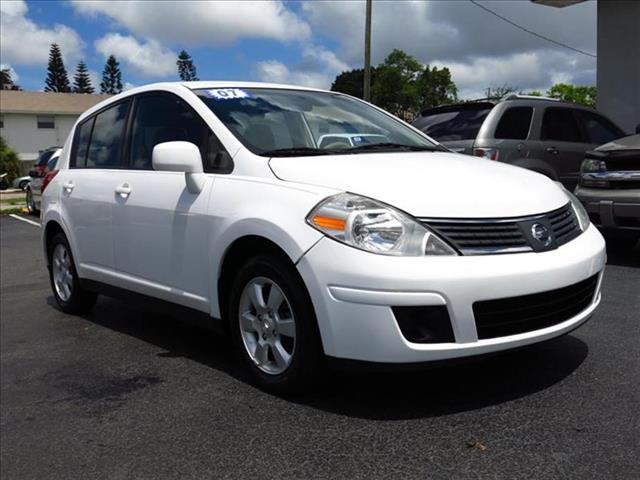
top-left (41, 82), bottom-right (605, 393)
top-left (33, 146), bottom-right (62, 177)
top-left (412, 94), bottom-right (627, 190)
top-left (26, 148), bottom-right (61, 215)
top-left (575, 134), bottom-right (640, 248)
top-left (12, 175), bottom-right (31, 191)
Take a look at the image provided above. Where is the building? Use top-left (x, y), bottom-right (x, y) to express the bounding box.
top-left (0, 90), bottom-right (110, 164)
top-left (533, 0), bottom-right (640, 133)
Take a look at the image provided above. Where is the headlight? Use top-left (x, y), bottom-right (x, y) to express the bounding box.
top-left (580, 158), bottom-right (609, 187)
top-left (306, 193), bottom-right (457, 256)
top-left (565, 189), bottom-right (590, 232)
top-left (581, 158), bottom-right (607, 173)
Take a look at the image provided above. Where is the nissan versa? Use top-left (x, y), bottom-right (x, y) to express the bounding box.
top-left (40, 82), bottom-right (606, 393)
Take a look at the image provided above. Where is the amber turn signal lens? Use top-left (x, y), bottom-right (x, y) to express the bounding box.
top-left (312, 215), bottom-right (346, 230)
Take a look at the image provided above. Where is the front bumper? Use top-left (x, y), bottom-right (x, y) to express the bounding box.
top-left (575, 185), bottom-right (640, 231)
top-left (297, 225), bottom-right (606, 363)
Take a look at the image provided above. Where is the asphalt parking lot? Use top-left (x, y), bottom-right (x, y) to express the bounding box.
top-left (1, 214), bottom-right (639, 480)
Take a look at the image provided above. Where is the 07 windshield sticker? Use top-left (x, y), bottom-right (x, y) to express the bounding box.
top-left (205, 88), bottom-right (251, 100)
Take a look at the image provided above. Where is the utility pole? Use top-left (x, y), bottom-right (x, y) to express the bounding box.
top-left (363, 0), bottom-right (372, 102)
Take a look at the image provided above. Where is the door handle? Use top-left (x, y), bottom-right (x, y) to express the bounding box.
top-left (62, 181), bottom-right (74, 193)
top-left (115, 183), bottom-right (132, 198)
top-left (546, 147), bottom-right (559, 155)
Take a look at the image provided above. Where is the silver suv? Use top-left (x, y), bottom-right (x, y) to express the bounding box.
top-left (412, 94), bottom-right (627, 190)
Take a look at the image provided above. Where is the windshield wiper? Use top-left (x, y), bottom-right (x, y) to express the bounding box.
top-left (348, 142), bottom-right (440, 152)
top-left (260, 147), bottom-right (333, 157)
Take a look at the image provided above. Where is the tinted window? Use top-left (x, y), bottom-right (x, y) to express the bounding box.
top-left (129, 94), bottom-right (229, 172)
top-left (36, 149), bottom-right (57, 167)
top-left (413, 108), bottom-right (492, 141)
top-left (494, 107), bottom-right (533, 140)
top-left (577, 110), bottom-right (624, 145)
top-left (541, 108), bottom-right (583, 143)
top-left (72, 118), bottom-right (94, 168)
top-left (86, 101), bottom-right (130, 168)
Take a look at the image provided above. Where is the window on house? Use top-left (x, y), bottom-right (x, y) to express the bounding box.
top-left (37, 115), bottom-right (55, 129)
top-left (0, 115), bottom-right (4, 129)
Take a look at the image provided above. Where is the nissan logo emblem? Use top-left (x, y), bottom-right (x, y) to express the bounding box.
top-left (531, 223), bottom-right (552, 246)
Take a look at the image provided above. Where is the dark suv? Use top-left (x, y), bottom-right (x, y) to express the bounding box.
top-left (412, 95), bottom-right (627, 190)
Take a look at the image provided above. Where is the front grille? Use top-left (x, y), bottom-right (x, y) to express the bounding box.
top-left (421, 203), bottom-right (581, 255)
top-left (473, 274), bottom-right (599, 339)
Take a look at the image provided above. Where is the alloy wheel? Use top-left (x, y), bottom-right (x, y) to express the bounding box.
top-left (238, 276), bottom-right (296, 375)
top-left (52, 244), bottom-right (73, 302)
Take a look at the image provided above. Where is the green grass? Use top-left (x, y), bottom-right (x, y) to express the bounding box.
top-left (2, 198), bottom-right (26, 206)
top-left (0, 207), bottom-right (26, 215)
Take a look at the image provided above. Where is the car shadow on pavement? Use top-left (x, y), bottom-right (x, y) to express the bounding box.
top-left (60, 294), bottom-right (589, 421)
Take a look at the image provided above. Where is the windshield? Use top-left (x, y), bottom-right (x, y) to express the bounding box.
top-left (194, 88), bottom-right (439, 156)
top-left (413, 107), bottom-right (492, 142)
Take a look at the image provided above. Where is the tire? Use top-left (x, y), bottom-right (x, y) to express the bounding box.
top-left (228, 255), bottom-right (324, 394)
top-left (48, 232), bottom-right (97, 314)
top-left (26, 188), bottom-right (38, 216)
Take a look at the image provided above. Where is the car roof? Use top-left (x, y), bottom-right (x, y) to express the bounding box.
top-left (418, 95), bottom-right (595, 118)
top-left (75, 81), bottom-right (336, 123)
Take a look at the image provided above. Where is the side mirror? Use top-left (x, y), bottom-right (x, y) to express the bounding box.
top-left (152, 141), bottom-right (205, 193)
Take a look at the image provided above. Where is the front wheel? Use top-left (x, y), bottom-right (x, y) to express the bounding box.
top-left (228, 255), bottom-right (324, 394)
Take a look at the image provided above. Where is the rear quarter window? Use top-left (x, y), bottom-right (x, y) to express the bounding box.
top-left (494, 107), bottom-right (533, 140)
top-left (413, 107), bottom-right (492, 141)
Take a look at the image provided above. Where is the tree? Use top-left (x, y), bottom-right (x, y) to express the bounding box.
top-left (372, 49), bottom-right (422, 119)
top-left (100, 55), bottom-right (123, 94)
top-left (416, 65), bottom-right (458, 110)
top-left (330, 49), bottom-right (460, 119)
top-left (73, 61), bottom-right (94, 94)
top-left (330, 67), bottom-right (377, 99)
top-left (547, 83), bottom-right (596, 108)
top-left (0, 68), bottom-right (22, 90)
top-left (44, 43), bottom-right (71, 92)
top-left (177, 50), bottom-right (199, 81)
top-left (0, 136), bottom-right (22, 185)
top-left (485, 84), bottom-right (518, 99)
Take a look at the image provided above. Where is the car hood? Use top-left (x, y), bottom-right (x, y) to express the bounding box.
top-left (269, 152), bottom-right (569, 218)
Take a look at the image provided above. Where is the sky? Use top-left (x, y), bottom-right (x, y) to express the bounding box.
top-left (0, 0), bottom-right (597, 99)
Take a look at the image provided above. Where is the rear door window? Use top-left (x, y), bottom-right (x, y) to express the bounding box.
top-left (85, 101), bottom-right (130, 169)
top-left (494, 107), bottom-right (533, 140)
top-left (576, 110), bottom-right (624, 145)
top-left (413, 107), bottom-right (492, 141)
top-left (541, 108), bottom-right (584, 143)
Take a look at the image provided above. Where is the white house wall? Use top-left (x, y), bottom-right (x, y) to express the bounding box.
top-left (0, 113), bottom-right (78, 161)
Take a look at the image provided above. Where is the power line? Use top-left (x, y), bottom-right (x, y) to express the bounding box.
top-left (469, 0), bottom-right (597, 58)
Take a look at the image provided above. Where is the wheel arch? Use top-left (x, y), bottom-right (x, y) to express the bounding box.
top-left (217, 234), bottom-right (301, 325)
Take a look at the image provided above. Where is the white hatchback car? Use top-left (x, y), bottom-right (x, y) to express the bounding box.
top-left (41, 82), bottom-right (606, 392)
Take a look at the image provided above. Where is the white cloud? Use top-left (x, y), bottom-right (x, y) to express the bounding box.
top-left (255, 45), bottom-right (349, 89)
top-left (0, 0), bottom-right (84, 66)
top-left (71, 0), bottom-right (310, 46)
top-left (0, 63), bottom-right (19, 82)
top-left (300, 0), bottom-right (597, 99)
top-left (94, 33), bottom-right (176, 78)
